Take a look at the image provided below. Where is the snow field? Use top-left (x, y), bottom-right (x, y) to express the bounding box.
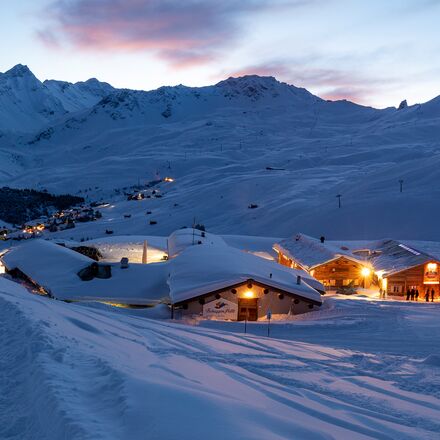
top-left (1, 278), bottom-right (439, 439)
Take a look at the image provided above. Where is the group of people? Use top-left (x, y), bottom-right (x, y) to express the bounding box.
top-left (406, 287), bottom-right (436, 302)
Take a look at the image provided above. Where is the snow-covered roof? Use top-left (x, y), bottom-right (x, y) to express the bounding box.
top-left (84, 235), bottom-right (167, 251)
top-left (1, 232), bottom-right (324, 308)
top-left (274, 233), bottom-right (367, 270)
top-left (368, 239), bottom-right (436, 277)
top-left (1, 240), bottom-right (169, 304)
top-left (402, 240), bottom-right (440, 263)
top-left (168, 244), bottom-right (323, 305)
top-left (82, 235), bottom-right (167, 263)
top-left (167, 228), bottom-right (227, 258)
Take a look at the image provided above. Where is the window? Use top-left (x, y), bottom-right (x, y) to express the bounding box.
top-left (391, 285), bottom-right (402, 293)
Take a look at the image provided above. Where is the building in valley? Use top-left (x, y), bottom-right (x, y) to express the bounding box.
top-left (168, 244), bottom-right (323, 320)
top-left (274, 234), bottom-right (440, 299)
top-left (1, 239), bottom-right (169, 305)
top-left (370, 240), bottom-right (440, 298)
top-left (0, 230), bottom-right (325, 319)
top-left (273, 234), bottom-right (373, 290)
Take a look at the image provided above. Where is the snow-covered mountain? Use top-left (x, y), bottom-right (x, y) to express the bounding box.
top-left (0, 64), bottom-right (66, 132)
top-left (44, 78), bottom-right (114, 112)
top-left (1, 64), bottom-right (440, 239)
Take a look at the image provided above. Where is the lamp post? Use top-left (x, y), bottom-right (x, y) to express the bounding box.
top-left (336, 194), bottom-right (342, 208)
top-left (399, 179), bottom-right (404, 193)
top-left (266, 309), bottom-right (272, 337)
top-left (361, 267), bottom-right (371, 289)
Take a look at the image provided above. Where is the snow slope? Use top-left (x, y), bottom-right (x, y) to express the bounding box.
top-left (1, 278), bottom-right (439, 439)
top-left (44, 78), bottom-right (114, 112)
top-left (2, 65), bottom-right (440, 239)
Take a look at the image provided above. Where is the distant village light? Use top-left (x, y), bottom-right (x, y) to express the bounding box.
top-left (164, 177), bottom-right (174, 182)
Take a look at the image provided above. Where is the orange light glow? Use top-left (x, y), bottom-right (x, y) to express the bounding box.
top-left (427, 263), bottom-right (437, 271)
top-left (244, 291), bottom-right (254, 298)
top-left (361, 267), bottom-right (371, 277)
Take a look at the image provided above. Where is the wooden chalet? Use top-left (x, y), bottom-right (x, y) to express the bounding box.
top-left (370, 240), bottom-right (440, 298)
top-left (274, 234), bottom-right (373, 290)
top-left (168, 243), bottom-right (323, 320)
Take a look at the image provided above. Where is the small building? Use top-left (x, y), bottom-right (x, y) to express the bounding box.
top-left (169, 244), bottom-right (323, 320)
top-left (370, 240), bottom-right (440, 298)
top-left (1, 239), bottom-right (169, 305)
top-left (274, 233), bottom-right (372, 290)
top-left (78, 235), bottom-right (168, 263)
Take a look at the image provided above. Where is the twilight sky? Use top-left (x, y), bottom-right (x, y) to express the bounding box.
top-left (1, 0), bottom-right (440, 108)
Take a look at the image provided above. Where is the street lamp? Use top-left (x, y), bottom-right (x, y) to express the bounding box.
top-left (361, 267), bottom-right (371, 288)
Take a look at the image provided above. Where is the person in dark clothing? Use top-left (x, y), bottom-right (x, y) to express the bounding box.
top-left (406, 289), bottom-right (411, 301)
top-left (425, 290), bottom-right (430, 302)
top-left (410, 288), bottom-right (415, 301)
top-left (431, 289), bottom-right (435, 302)
top-left (415, 289), bottom-right (419, 301)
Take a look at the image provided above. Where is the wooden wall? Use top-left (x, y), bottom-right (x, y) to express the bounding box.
top-left (312, 257), bottom-right (369, 288)
top-left (278, 252), bottom-right (302, 269)
top-left (386, 263), bottom-right (439, 296)
top-left (176, 282), bottom-right (319, 320)
top-left (277, 251), bottom-right (370, 288)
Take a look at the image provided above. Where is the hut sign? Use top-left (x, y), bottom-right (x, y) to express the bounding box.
top-left (202, 299), bottom-right (238, 320)
top-left (424, 262), bottom-right (439, 284)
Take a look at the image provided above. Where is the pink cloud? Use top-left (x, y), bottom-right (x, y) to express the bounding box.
top-left (38, 0), bottom-right (309, 68)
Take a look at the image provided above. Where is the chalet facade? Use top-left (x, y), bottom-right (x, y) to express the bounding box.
top-left (371, 240), bottom-right (440, 298)
top-left (275, 234), bottom-right (440, 300)
top-left (172, 278), bottom-right (321, 321)
top-left (168, 244), bottom-right (323, 320)
top-left (274, 234), bottom-right (372, 290)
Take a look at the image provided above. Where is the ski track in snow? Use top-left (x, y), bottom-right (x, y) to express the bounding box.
top-left (1, 279), bottom-right (440, 440)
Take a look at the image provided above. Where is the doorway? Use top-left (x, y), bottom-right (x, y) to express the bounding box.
top-left (238, 298), bottom-right (258, 321)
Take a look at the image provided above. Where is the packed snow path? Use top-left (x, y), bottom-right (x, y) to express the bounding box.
top-left (0, 279), bottom-right (439, 440)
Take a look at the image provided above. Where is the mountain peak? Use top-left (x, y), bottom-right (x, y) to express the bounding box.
top-left (214, 75), bottom-right (285, 101)
top-left (214, 74), bottom-right (317, 102)
top-left (5, 64), bottom-right (33, 78)
top-left (216, 75), bottom-right (279, 88)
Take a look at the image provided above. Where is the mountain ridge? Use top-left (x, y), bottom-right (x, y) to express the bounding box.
top-left (1, 64), bottom-right (440, 239)
top-left (0, 63), bottom-right (411, 135)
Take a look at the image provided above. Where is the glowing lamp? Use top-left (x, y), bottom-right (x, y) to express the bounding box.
top-left (427, 263), bottom-right (437, 271)
top-left (361, 267), bottom-right (371, 277)
top-left (244, 291), bottom-right (254, 298)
